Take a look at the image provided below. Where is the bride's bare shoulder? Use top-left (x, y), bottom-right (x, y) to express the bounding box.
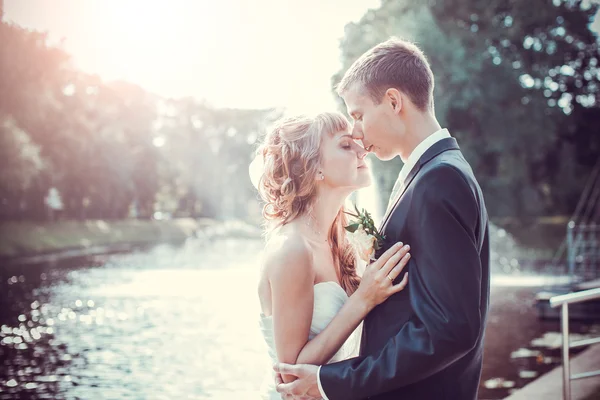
top-left (263, 225), bottom-right (314, 282)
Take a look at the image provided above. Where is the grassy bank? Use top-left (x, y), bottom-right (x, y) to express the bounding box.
top-left (0, 215), bottom-right (569, 260)
top-left (0, 218), bottom-right (215, 258)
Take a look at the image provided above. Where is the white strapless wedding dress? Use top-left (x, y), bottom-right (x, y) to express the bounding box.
top-left (259, 281), bottom-right (362, 400)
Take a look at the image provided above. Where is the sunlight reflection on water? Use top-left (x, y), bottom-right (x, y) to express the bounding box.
top-left (1, 238), bottom-right (270, 399)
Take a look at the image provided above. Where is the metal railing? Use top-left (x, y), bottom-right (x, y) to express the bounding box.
top-left (550, 287), bottom-right (600, 400)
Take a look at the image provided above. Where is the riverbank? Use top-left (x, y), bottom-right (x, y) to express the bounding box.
top-left (0, 218), bottom-right (216, 261)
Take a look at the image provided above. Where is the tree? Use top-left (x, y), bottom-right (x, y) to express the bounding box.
top-left (0, 18), bottom-right (287, 223)
top-left (0, 21), bottom-right (70, 219)
top-left (333, 0), bottom-right (600, 219)
top-left (154, 98), bottom-right (278, 219)
top-left (429, 0), bottom-right (600, 216)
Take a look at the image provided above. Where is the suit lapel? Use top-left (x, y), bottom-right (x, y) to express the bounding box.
top-left (379, 137), bottom-right (460, 231)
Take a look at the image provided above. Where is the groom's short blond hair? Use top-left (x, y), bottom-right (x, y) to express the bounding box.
top-left (336, 37), bottom-right (434, 112)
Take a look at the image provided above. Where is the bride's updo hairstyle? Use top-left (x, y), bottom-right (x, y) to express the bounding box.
top-left (256, 112), bottom-right (360, 294)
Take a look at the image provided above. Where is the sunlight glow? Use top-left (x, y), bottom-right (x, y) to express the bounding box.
top-left (5, 0), bottom-right (380, 112)
top-left (152, 136), bottom-right (166, 148)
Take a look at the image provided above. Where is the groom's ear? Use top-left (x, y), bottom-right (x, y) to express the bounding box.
top-left (385, 88), bottom-right (402, 114)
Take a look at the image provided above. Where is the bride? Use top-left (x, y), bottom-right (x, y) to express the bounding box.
top-left (253, 112), bottom-right (411, 399)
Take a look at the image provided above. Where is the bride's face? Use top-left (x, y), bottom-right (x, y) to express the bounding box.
top-left (318, 128), bottom-right (371, 191)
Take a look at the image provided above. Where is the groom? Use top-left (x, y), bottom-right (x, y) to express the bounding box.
top-left (274, 37), bottom-right (490, 400)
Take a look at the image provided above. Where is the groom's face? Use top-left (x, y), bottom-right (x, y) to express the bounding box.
top-left (343, 85), bottom-right (402, 161)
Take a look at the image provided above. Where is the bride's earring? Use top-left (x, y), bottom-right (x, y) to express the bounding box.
top-left (319, 172), bottom-right (325, 181)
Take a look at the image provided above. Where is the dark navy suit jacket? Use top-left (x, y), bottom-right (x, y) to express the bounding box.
top-left (320, 137), bottom-right (490, 400)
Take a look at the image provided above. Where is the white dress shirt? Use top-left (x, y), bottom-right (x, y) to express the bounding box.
top-left (317, 128), bottom-right (451, 400)
top-left (384, 128), bottom-right (451, 215)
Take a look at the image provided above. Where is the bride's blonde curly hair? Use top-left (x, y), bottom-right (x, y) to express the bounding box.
top-left (256, 112), bottom-right (360, 294)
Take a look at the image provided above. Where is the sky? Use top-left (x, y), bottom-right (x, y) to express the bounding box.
top-left (4, 0), bottom-right (380, 113)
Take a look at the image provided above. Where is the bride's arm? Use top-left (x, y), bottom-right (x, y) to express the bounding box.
top-left (295, 242), bottom-right (410, 366)
top-left (268, 238), bottom-right (316, 383)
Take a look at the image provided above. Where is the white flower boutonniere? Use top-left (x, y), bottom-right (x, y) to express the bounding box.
top-left (344, 205), bottom-right (386, 262)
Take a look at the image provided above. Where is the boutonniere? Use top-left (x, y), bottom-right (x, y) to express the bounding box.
top-left (344, 205), bottom-right (385, 262)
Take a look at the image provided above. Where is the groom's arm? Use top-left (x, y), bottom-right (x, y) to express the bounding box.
top-left (319, 164), bottom-right (484, 400)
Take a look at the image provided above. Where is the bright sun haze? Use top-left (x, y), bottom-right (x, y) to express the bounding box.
top-left (4, 0), bottom-right (380, 113)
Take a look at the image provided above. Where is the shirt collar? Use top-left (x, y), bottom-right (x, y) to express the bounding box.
top-left (399, 128), bottom-right (451, 181)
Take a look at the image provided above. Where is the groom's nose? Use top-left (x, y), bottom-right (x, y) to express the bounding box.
top-left (356, 144), bottom-right (368, 159)
top-left (351, 123), bottom-right (363, 139)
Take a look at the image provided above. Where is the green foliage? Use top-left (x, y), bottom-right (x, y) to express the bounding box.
top-left (333, 0), bottom-right (600, 219)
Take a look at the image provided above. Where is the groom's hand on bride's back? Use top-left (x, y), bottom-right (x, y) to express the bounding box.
top-left (355, 241), bottom-right (411, 310)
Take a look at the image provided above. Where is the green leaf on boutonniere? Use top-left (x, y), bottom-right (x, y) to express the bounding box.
top-left (344, 223), bottom-right (361, 233)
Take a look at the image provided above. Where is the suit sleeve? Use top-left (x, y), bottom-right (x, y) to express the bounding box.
top-left (319, 164), bottom-right (484, 400)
